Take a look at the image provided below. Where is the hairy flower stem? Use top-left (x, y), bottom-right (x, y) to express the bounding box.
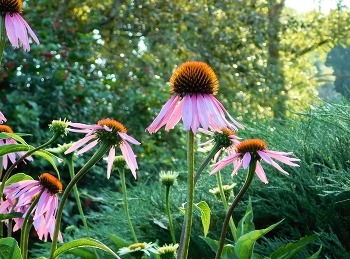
top-left (0, 133), bottom-right (61, 198)
top-left (215, 159), bottom-right (257, 259)
top-left (119, 168), bottom-right (138, 243)
top-left (216, 172), bottom-right (237, 242)
top-left (194, 142), bottom-right (221, 184)
top-left (67, 157), bottom-right (100, 259)
top-left (20, 189), bottom-right (44, 259)
top-left (177, 131), bottom-right (195, 259)
top-left (48, 142), bottom-right (111, 259)
top-left (165, 185), bottom-right (176, 244)
top-left (0, 15), bottom-right (6, 63)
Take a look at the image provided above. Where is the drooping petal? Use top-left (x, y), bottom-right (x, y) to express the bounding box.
top-left (263, 150), bottom-right (300, 166)
top-left (190, 95), bottom-right (200, 133)
top-left (14, 13), bottom-right (40, 45)
top-left (270, 160), bottom-right (290, 175)
top-left (212, 96), bottom-right (244, 129)
top-left (182, 94), bottom-right (193, 130)
top-left (165, 98), bottom-right (183, 131)
top-left (106, 147), bottom-right (115, 179)
top-left (11, 13), bottom-right (30, 51)
top-left (64, 135), bottom-right (95, 154)
top-left (76, 139), bottom-right (99, 155)
top-left (197, 94), bottom-right (210, 130)
top-left (257, 150), bottom-right (273, 164)
top-left (118, 132), bottom-right (141, 145)
top-left (255, 162), bottom-right (268, 184)
top-left (120, 141), bottom-right (138, 179)
top-left (242, 152), bottom-right (251, 169)
top-left (5, 14), bottom-right (18, 48)
top-left (210, 153), bottom-right (240, 175)
top-left (232, 159), bottom-right (243, 176)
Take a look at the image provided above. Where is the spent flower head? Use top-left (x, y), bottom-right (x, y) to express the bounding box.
top-left (64, 119), bottom-right (140, 179)
top-left (157, 243), bottom-right (179, 259)
top-left (111, 155), bottom-right (127, 172)
top-left (0, 124), bottom-right (33, 169)
top-left (209, 183), bottom-right (236, 201)
top-left (118, 242), bottom-right (159, 257)
top-left (0, 0), bottom-right (40, 51)
top-left (159, 171), bottom-right (179, 187)
top-left (0, 173), bottom-right (63, 242)
top-left (147, 61), bottom-right (244, 134)
top-left (211, 139), bottom-right (300, 184)
top-left (49, 119), bottom-right (69, 137)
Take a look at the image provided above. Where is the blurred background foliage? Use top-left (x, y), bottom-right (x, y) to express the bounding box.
top-left (1, 0), bottom-right (350, 258)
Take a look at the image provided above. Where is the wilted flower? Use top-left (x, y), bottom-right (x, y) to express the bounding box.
top-left (1, 173), bottom-right (63, 242)
top-left (198, 127), bottom-right (240, 162)
top-left (118, 242), bottom-right (159, 257)
top-left (210, 139), bottom-right (300, 184)
top-left (64, 119), bottom-right (140, 179)
top-left (0, 125), bottom-right (33, 170)
top-left (147, 61), bottom-right (243, 134)
top-left (0, 0), bottom-right (40, 51)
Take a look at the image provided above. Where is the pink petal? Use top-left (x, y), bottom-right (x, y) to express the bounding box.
top-left (165, 98), bottom-right (183, 131)
top-left (11, 14), bottom-right (30, 51)
top-left (255, 162), bottom-right (268, 184)
top-left (197, 94), bottom-right (210, 130)
top-left (120, 141), bottom-right (138, 179)
top-left (190, 95), bottom-right (200, 133)
top-left (106, 148), bottom-right (115, 179)
top-left (271, 160), bottom-right (290, 175)
top-left (76, 139), bottom-right (99, 155)
top-left (5, 14), bottom-right (18, 47)
top-left (232, 159), bottom-right (243, 176)
top-left (15, 13), bottom-right (39, 44)
top-left (242, 152), bottom-right (251, 169)
top-left (64, 135), bottom-right (95, 154)
top-left (181, 94), bottom-right (193, 130)
top-left (257, 150), bottom-right (273, 164)
top-left (118, 132), bottom-right (141, 145)
top-left (263, 150), bottom-right (300, 166)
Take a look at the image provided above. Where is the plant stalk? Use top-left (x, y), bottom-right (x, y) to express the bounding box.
top-left (165, 185), bottom-right (176, 244)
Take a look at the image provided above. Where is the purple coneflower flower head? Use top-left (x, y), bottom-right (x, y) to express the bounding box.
top-left (198, 127), bottom-right (240, 162)
top-left (0, 111), bottom-right (6, 123)
top-left (64, 119), bottom-right (141, 179)
top-left (1, 173), bottom-right (63, 242)
top-left (0, 124), bottom-right (33, 169)
top-left (146, 61), bottom-right (244, 134)
top-left (0, 0), bottom-right (40, 51)
top-left (210, 139), bottom-right (300, 184)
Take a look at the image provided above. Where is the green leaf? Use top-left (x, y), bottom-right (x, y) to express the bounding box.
top-left (0, 237), bottom-right (22, 259)
top-left (0, 144), bottom-right (32, 157)
top-left (237, 197), bottom-right (255, 239)
top-left (0, 212), bottom-right (23, 221)
top-left (200, 236), bottom-right (235, 259)
top-left (53, 238), bottom-right (120, 259)
top-left (108, 233), bottom-right (132, 248)
top-left (194, 201), bottom-right (211, 237)
top-left (270, 234), bottom-right (319, 259)
top-left (5, 173), bottom-right (34, 186)
top-left (235, 219), bottom-right (284, 259)
top-left (65, 247), bottom-right (97, 259)
top-left (33, 149), bottom-right (62, 176)
top-left (0, 133), bottom-right (30, 145)
top-left (307, 245), bottom-right (322, 259)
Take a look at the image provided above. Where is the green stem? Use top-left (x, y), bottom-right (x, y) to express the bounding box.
top-left (0, 133), bottom-right (61, 198)
top-left (194, 142), bottom-right (222, 185)
top-left (119, 168), bottom-right (138, 243)
top-left (216, 172), bottom-right (237, 242)
top-left (20, 189), bottom-right (45, 259)
top-left (0, 14), bottom-right (6, 64)
top-left (67, 157), bottom-right (100, 259)
top-left (215, 159), bottom-right (257, 259)
top-left (177, 131), bottom-right (195, 259)
top-left (165, 185), bottom-right (176, 244)
top-left (48, 142), bottom-right (111, 259)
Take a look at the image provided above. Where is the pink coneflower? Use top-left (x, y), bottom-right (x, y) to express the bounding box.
top-left (64, 119), bottom-right (140, 179)
top-left (198, 127), bottom-right (240, 162)
top-left (0, 124), bottom-right (33, 169)
top-left (1, 173), bottom-right (63, 242)
top-left (210, 139), bottom-right (300, 184)
top-left (0, 111), bottom-right (6, 123)
top-left (1, 0), bottom-right (40, 51)
top-left (146, 61), bottom-right (244, 134)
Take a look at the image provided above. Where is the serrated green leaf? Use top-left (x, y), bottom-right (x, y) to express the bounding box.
top-left (33, 150), bottom-right (62, 177)
top-left (235, 220), bottom-right (284, 259)
top-left (307, 245), bottom-right (322, 259)
top-left (0, 237), bottom-right (22, 259)
top-left (108, 233), bottom-right (132, 248)
top-left (194, 201), bottom-right (211, 237)
top-left (5, 173), bottom-right (34, 186)
top-left (200, 236), bottom-right (235, 259)
top-left (237, 197), bottom-right (255, 239)
top-left (53, 238), bottom-right (120, 259)
top-left (270, 234), bottom-right (319, 259)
